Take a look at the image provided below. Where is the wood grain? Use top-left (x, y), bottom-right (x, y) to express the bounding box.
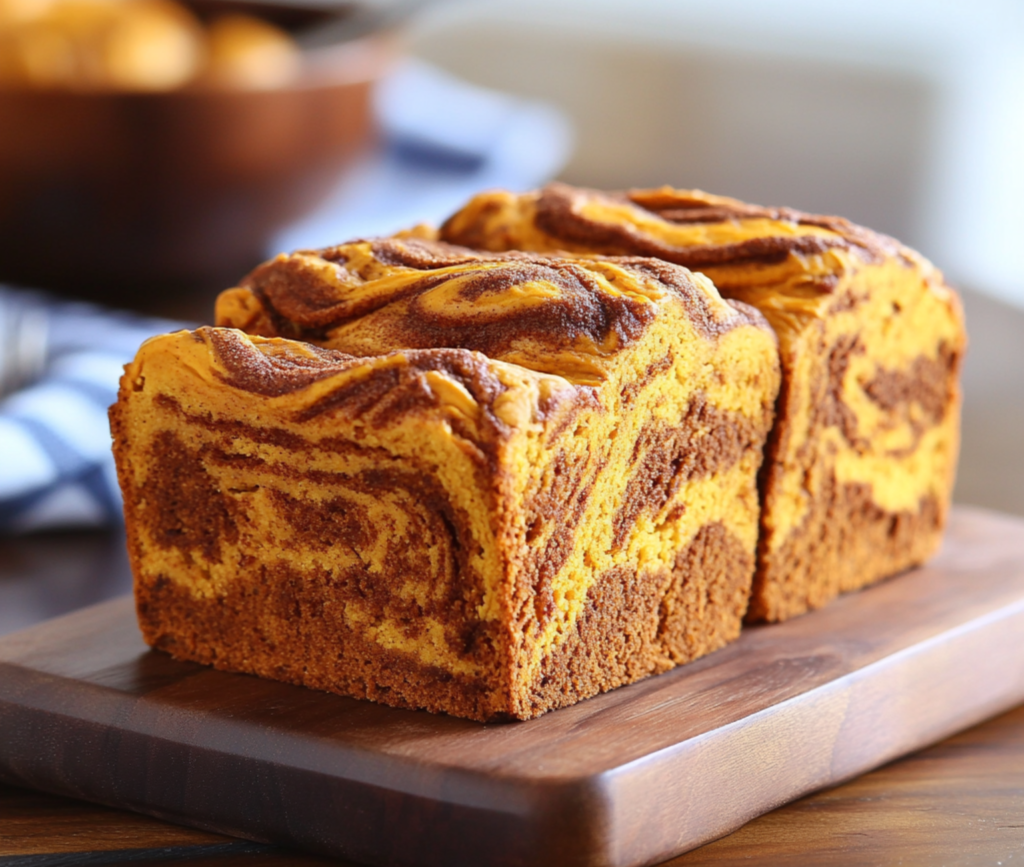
top-left (0, 782), bottom-right (335, 864)
top-left (1, 506), bottom-right (1023, 867)
top-left (672, 700), bottom-right (1024, 865)
top-left (7, 698), bottom-right (1024, 866)
top-left (0, 782), bottom-right (237, 856)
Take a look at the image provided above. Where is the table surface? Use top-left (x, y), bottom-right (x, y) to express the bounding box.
top-left (3, 527), bottom-right (1024, 866)
top-left (3, 288), bottom-right (1024, 866)
top-left (5, 699), bottom-right (1024, 866)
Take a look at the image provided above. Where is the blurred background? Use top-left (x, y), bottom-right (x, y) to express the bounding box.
top-left (1, 0), bottom-right (1022, 634)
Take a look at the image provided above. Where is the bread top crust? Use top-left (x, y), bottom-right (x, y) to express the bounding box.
top-left (437, 183), bottom-right (963, 348)
top-left (215, 236), bottom-right (774, 387)
top-left (439, 182), bottom-right (909, 274)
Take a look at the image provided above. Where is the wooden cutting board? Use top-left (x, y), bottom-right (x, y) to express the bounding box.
top-left (2, 506), bottom-right (1024, 867)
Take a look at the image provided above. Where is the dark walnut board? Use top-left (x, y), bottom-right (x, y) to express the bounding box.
top-left (2, 506), bottom-right (1024, 867)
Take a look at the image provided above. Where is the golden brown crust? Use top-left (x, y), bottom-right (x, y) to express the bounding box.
top-left (218, 237), bottom-right (771, 388)
top-left (205, 328), bottom-right (364, 396)
top-left (624, 186), bottom-right (904, 265)
top-left (441, 183), bottom-right (902, 271)
top-left (192, 327), bottom-right (579, 470)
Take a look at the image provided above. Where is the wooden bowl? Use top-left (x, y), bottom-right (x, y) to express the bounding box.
top-left (0, 31), bottom-right (393, 308)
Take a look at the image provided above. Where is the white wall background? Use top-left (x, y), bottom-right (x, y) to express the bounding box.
top-left (410, 0), bottom-right (1024, 307)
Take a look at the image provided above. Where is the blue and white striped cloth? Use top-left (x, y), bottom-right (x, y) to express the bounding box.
top-left (0, 291), bottom-right (185, 533)
top-left (0, 61), bottom-right (571, 534)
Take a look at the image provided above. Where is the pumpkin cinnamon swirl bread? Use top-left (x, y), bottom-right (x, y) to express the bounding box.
top-left (439, 184), bottom-right (966, 622)
top-left (113, 238), bottom-right (779, 721)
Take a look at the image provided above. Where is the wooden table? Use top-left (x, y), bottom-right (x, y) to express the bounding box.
top-left (2, 523), bottom-right (1024, 866)
top-left (3, 698), bottom-right (1024, 866)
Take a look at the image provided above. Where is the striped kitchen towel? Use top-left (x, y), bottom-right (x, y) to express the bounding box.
top-left (0, 289), bottom-right (186, 533)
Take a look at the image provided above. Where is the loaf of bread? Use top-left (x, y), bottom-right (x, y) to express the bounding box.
top-left (113, 238), bottom-right (779, 721)
top-left (439, 184), bottom-right (966, 621)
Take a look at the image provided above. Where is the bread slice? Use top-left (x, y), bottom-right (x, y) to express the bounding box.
top-left (112, 239), bottom-right (778, 721)
top-left (439, 184), bottom-right (966, 621)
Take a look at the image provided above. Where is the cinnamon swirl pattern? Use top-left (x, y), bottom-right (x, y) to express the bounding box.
top-left (440, 183), bottom-right (966, 621)
top-left (112, 241), bottom-right (779, 721)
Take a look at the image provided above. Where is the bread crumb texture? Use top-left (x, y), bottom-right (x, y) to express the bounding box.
top-left (440, 184), bottom-right (966, 621)
top-left (113, 238), bottom-right (779, 720)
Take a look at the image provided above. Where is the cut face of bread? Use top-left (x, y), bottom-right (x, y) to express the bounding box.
top-left (438, 183), bottom-right (966, 622)
top-left (112, 240), bottom-right (779, 721)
